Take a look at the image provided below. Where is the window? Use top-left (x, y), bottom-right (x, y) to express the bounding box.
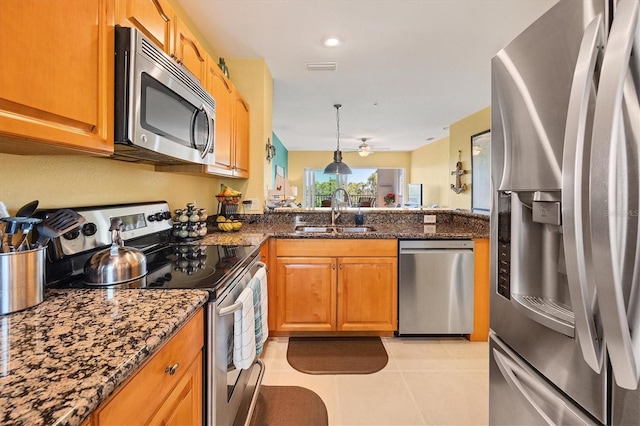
top-left (303, 168), bottom-right (404, 207)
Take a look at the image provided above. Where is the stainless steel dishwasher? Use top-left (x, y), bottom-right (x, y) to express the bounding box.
top-left (398, 240), bottom-right (474, 335)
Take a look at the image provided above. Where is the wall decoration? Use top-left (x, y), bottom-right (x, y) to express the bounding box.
top-left (266, 138), bottom-right (276, 162)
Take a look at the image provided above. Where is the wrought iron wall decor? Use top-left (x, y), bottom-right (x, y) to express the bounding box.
top-left (450, 150), bottom-right (469, 194)
top-left (266, 138), bottom-right (276, 162)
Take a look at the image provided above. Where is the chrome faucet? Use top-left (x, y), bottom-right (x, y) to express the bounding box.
top-left (330, 188), bottom-right (352, 226)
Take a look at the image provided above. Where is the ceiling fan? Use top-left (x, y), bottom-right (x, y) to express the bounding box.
top-left (344, 138), bottom-right (390, 157)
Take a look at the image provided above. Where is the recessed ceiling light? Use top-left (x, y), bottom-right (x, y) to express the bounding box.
top-left (322, 36), bottom-right (343, 48)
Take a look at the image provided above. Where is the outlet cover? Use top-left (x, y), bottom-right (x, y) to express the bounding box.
top-left (246, 198), bottom-right (260, 212)
top-left (424, 214), bottom-right (436, 224)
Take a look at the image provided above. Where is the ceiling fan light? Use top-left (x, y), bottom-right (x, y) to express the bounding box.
top-left (358, 149), bottom-right (370, 157)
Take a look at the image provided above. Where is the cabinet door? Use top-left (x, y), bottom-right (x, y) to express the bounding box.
top-left (93, 310), bottom-right (204, 425)
top-left (173, 17), bottom-right (206, 84)
top-left (233, 94), bottom-right (250, 178)
top-left (148, 352), bottom-right (203, 426)
top-left (337, 257), bottom-right (398, 331)
top-left (206, 62), bottom-right (234, 175)
top-left (0, 0), bottom-right (112, 155)
top-left (276, 257), bottom-right (336, 331)
top-left (115, 0), bottom-right (173, 53)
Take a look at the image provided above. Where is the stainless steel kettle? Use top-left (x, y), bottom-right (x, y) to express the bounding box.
top-left (84, 218), bottom-right (147, 285)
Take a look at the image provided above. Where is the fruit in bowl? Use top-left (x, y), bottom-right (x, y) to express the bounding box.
top-left (216, 184), bottom-right (242, 204)
top-left (217, 219), bottom-right (242, 232)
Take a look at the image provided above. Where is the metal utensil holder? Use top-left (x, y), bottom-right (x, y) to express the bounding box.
top-left (0, 246), bottom-right (45, 315)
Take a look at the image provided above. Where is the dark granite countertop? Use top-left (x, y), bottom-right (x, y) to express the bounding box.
top-left (204, 208), bottom-right (490, 243)
top-left (0, 289), bottom-right (208, 426)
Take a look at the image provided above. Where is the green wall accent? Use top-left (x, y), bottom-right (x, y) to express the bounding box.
top-left (271, 132), bottom-right (288, 186)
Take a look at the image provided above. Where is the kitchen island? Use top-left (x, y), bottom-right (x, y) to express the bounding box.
top-left (0, 289), bottom-right (208, 426)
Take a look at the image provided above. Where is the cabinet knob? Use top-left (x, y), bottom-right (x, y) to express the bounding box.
top-left (339, 264), bottom-right (343, 269)
top-left (165, 363), bottom-right (179, 375)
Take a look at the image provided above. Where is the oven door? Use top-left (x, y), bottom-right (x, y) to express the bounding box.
top-left (207, 259), bottom-right (265, 426)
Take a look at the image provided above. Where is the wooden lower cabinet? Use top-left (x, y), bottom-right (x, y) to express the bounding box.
top-left (275, 239), bottom-right (397, 333)
top-left (277, 257), bottom-right (337, 331)
top-left (338, 257), bottom-right (397, 331)
top-left (91, 308), bottom-right (204, 426)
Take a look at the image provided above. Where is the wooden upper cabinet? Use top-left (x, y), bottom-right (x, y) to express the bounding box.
top-left (0, 0), bottom-right (112, 155)
top-left (233, 95), bottom-right (250, 178)
top-left (115, 0), bottom-right (174, 53)
top-left (173, 17), bottom-right (206, 85)
top-left (206, 62), bottom-right (234, 174)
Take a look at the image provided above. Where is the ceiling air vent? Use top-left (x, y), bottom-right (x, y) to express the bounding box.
top-left (306, 62), bottom-right (337, 71)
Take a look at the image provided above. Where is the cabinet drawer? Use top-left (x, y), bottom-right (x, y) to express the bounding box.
top-left (276, 239), bottom-right (396, 257)
top-left (94, 309), bottom-right (204, 425)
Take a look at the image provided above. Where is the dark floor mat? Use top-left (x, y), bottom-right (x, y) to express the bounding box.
top-left (247, 385), bottom-right (328, 426)
top-left (286, 336), bottom-right (388, 374)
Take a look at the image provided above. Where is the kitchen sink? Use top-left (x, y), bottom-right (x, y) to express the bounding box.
top-left (294, 225), bottom-right (376, 233)
top-left (335, 226), bottom-right (376, 233)
top-left (294, 226), bottom-right (334, 233)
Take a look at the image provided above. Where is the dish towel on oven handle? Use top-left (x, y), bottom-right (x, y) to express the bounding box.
top-left (248, 266), bottom-right (268, 355)
top-left (255, 264), bottom-right (269, 346)
top-left (233, 287), bottom-right (256, 370)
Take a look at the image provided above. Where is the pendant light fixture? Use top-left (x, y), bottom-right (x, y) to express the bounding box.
top-left (323, 104), bottom-right (352, 175)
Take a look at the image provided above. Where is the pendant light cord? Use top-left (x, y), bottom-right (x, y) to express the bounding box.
top-left (334, 103), bottom-right (342, 151)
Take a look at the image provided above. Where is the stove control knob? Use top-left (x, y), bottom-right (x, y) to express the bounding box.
top-left (82, 222), bottom-right (97, 237)
top-left (163, 211), bottom-right (172, 220)
top-left (147, 214), bottom-right (157, 222)
top-left (62, 227), bottom-right (81, 240)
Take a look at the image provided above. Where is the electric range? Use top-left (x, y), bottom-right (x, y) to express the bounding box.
top-left (40, 201), bottom-right (266, 425)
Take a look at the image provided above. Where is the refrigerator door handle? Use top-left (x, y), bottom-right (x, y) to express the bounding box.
top-left (590, 0), bottom-right (640, 391)
top-left (561, 13), bottom-right (605, 373)
top-left (493, 348), bottom-right (575, 425)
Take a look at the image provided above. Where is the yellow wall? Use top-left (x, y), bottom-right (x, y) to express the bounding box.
top-left (287, 151), bottom-right (412, 196)
top-left (448, 106), bottom-right (491, 209)
top-left (410, 136), bottom-right (450, 207)
top-left (0, 154), bottom-right (219, 214)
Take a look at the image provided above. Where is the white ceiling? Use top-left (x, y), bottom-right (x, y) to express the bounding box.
top-left (177, 0), bottom-right (557, 152)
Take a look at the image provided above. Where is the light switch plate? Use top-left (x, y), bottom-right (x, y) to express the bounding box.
top-left (246, 198), bottom-right (260, 212)
top-left (424, 215), bottom-right (436, 224)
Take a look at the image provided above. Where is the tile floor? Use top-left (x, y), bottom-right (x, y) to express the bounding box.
top-left (259, 336), bottom-right (489, 426)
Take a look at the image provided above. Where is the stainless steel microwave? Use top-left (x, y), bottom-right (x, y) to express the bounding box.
top-left (113, 26), bottom-right (215, 165)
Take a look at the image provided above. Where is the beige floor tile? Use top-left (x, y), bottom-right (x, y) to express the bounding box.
top-left (336, 372), bottom-right (424, 425)
top-left (403, 370), bottom-right (489, 425)
top-left (257, 336), bottom-right (490, 426)
top-left (383, 337), bottom-right (467, 371)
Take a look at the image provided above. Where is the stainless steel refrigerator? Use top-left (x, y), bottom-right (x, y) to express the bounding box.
top-left (490, 0), bottom-right (640, 424)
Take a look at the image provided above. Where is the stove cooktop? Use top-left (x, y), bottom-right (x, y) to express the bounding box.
top-left (49, 243), bottom-right (259, 294)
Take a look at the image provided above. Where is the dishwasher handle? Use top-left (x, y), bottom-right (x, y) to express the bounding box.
top-left (399, 240), bottom-right (474, 251)
top-left (400, 248), bottom-right (473, 255)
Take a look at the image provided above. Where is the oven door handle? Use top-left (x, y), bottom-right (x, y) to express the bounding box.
top-left (218, 301), bottom-right (243, 317)
top-left (218, 261), bottom-right (267, 317)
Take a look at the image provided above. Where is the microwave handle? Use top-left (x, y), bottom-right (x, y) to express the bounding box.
top-left (190, 104), bottom-right (215, 159)
top-left (202, 103), bottom-right (215, 158)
